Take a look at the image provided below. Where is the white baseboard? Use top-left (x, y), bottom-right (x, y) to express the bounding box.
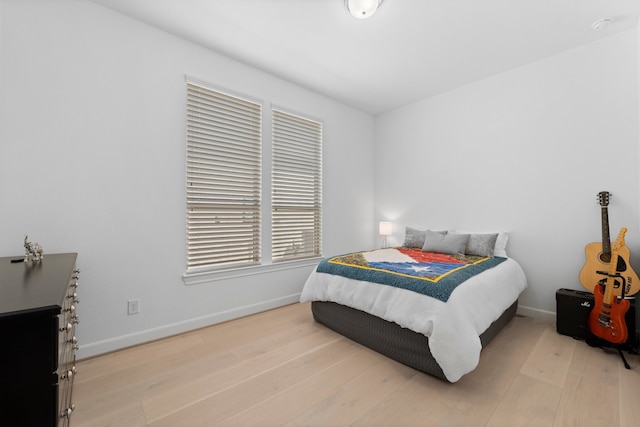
top-left (77, 293), bottom-right (301, 360)
top-left (78, 297), bottom-right (557, 360)
top-left (517, 304), bottom-right (556, 323)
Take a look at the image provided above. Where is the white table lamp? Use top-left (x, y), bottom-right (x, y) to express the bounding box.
top-left (379, 221), bottom-right (392, 248)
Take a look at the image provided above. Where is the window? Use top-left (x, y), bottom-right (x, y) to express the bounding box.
top-left (271, 109), bottom-right (322, 261)
top-left (186, 81), bottom-right (262, 270)
top-left (185, 80), bottom-right (323, 277)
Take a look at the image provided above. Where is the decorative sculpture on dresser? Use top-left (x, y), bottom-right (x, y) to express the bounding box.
top-left (24, 235), bottom-right (44, 262)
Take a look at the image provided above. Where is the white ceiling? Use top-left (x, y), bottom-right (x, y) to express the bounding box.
top-left (90, 0), bottom-right (640, 115)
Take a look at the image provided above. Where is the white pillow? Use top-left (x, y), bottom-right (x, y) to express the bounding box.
top-left (451, 230), bottom-right (509, 257)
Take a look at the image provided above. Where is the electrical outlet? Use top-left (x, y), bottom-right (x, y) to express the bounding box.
top-left (127, 299), bottom-right (140, 315)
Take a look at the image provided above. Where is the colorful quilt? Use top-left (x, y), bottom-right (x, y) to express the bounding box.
top-left (316, 248), bottom-right (506, 302)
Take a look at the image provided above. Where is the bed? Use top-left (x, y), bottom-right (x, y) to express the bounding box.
top-left (300, 228), bottom-right (527, 382)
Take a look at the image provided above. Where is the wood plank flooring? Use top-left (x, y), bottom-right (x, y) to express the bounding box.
top-left (72, 302), bottom-right (640, 426)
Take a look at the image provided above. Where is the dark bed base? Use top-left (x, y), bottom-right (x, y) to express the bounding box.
top-left (311, 299), bottom-right (518, 382)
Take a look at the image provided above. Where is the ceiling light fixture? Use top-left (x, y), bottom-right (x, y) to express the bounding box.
top-left (345, 0), bottom-right (383, 19)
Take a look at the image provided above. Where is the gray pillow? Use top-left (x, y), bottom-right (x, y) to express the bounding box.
top-left (422, 230), bottom-right (470, 255)
top-left (403, 227), bottom-right (446, 248)
top-left (465, 233), bottom-right (499, 257)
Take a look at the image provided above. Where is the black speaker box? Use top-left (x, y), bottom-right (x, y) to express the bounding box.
top-left (556, 288), bottom-right (639, 351)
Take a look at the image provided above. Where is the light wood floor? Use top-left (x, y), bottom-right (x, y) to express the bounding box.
top-left (72, 302), bottom-right (640, 427)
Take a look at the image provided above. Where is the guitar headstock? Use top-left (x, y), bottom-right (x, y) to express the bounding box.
top-left (598, 191), bottom-right (611, 207)
top-left (612, 227), bottom-right (627, 252)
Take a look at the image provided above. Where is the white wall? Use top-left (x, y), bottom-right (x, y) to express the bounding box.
top-left (3, 0), bottom-right (637, 358)
top-left (0, 0), bottom-right (375, 357)
top-left (375, 29), bottom-right (640, 318)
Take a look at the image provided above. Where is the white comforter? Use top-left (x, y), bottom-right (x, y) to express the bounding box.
top-left (300, 249), bottom-right (527, 382)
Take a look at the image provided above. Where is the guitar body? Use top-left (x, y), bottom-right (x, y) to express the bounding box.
top-left (580, 242), bottom-right (639, 296)
top-left (579, 191), bottom-right (639, 297)
top-left (588, 283), bottom-right (630, 344)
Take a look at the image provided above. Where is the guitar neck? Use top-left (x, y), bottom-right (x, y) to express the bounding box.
top-left (601, 207), bottom-right (611, 257)
top-left (603, 254), bottom-right (618, 305)
top-left (602, 227), bottom-right (627, 304)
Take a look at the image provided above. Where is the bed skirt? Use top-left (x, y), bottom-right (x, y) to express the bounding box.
top-left (311, 299), bottom-right (518, 382)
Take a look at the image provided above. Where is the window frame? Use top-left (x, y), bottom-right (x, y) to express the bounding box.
top-left (271, 107), bottom-right (323, 262)
top-left (182, 79), bottom-right (323, 285)
top-left (185, 78), bottom-right (263, 273)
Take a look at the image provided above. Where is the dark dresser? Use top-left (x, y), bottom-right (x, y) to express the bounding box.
top-left (0, 253), bottom-right (80, 426)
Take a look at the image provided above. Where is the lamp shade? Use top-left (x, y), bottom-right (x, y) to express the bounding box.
top-left (345, 0), bottom-right (382, 19)
top-left (379, 221), bottom-right (392, 236)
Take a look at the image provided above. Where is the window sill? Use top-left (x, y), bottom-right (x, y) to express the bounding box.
top-left (182, 257), bottom-right (322, 286)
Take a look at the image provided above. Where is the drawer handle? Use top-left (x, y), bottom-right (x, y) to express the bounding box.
top-left (60, 404), bottom-right (75, 419)
top-left (61, 366), bottom-right (77, 380)
top-left (67, 292), bottom-right (79, 304)
top-left (67, 336), bottom-right (79, 351)
top-left (70, 336), bottom-right (80, 351)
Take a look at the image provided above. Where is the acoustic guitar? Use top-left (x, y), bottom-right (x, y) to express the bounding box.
top-left (588, 228), bottom-right (630, 344)
top-left (579, 191), bottom-right (639, 297)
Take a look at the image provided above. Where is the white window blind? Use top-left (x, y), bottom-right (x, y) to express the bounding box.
top-left (186, 82), bottom-right (262, 270)
top-left (272, 109), bottom-right (322, 261)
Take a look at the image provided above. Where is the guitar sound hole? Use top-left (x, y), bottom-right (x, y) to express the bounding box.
top-left (598, 253), bottom-right (627, 271)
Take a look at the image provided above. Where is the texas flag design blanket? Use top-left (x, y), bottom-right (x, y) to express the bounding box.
top-left (316, 248), bottom-right (506, 302)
